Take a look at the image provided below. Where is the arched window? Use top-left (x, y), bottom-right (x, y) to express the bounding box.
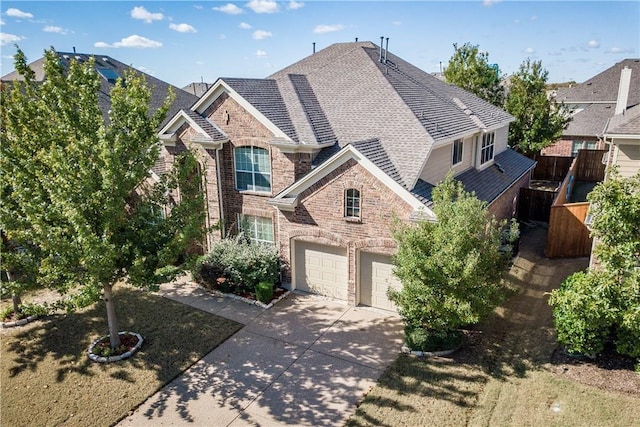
top-left (234, 146), bottom-right (271, 192)
top-left (344, 188), bottom-right (361, 218)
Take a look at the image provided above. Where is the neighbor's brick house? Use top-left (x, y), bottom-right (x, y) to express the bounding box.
top-left (157, 41), bottom-right (536, 311)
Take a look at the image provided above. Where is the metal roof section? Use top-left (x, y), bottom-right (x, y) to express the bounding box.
top-left (456, 148), bottom-right (536, 205)
top-left (158, 109), bottom-right (228, 148)
top-left (289, 74), bottom-right (338, 145)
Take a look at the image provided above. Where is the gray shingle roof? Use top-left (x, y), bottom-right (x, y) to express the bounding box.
top-left (1, 52), bottom-right (199, 128)
top-left (605, 104), bottom-right (640, 135)
top-left (456, 148), bottom-right (536, 204)
top-left (556, 59), bottom-right (640, 106)
top-left (565, 103), bottom-right (616, 136)
top-left (183, 109), bottom-right (227, 142)
top-left (222, 78), bottom-right (298, 142)
top-left (289, 74), bottom-right (337, 145)
top-left (267, 41), bottom-right (513, 189)
top-left (410, 179), bottom-right (435, 208)
top-left (350, 138), bottom-right (403, 183)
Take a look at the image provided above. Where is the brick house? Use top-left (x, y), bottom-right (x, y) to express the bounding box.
top-left (157, 41), bottom-right (536, 310)
top-left (542, 58), bottom-right (640, 157)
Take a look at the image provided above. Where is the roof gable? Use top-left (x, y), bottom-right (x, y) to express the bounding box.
top-left (158, 109), bottom-right (228, 148)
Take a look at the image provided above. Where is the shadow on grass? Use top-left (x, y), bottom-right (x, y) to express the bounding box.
top-left (1, 286), bottom-right (242, 427)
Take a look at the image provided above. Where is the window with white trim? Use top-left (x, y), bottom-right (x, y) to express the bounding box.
top-left (452, 139), bottom-right (463, 165)
top-left (344, 188), bottom-right (361, 218)
top-left (238, 214), bottom-right (274, 244)
top-left (234, 146), bottom-right (271, 192)
top-left (481, 132), bottom-right (495, 164)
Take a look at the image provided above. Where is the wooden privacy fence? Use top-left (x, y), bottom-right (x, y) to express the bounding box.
top-left (545, 202), bottom-right (592, 258)
top-left (574, 149), bottom-right (607, 182)
top-left (518, 188), bottom-right (556, 222)
top-left (530, 155), bottom-right (573, 181)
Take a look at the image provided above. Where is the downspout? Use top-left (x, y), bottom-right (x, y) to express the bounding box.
top-left (215, 147), bottom-right (225, 240)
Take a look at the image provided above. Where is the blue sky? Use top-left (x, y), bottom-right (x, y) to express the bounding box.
top-left (1, 1), bottom-right (639, 88)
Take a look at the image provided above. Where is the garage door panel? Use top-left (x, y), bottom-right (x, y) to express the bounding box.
top-left (295, 241), bottom-right (348, 301)
top-left (360, 252), bottom-right (402, 312)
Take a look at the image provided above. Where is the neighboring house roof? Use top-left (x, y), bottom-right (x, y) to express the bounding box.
top-left (604, 104), bottom-right (640, 137)
top-left (556, 59), bottom-right (640, 106)
top-left (556, 58), bottom-right (640, 137)
top-left (183, 82), bottom-right (212, 98)
top-left (457, 149), bottom-right (537, 205)
top-left (1, 52), bottom-right (199, 127)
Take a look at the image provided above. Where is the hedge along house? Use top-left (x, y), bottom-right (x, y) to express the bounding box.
top-left (157, 41), bottom-right (536, 311)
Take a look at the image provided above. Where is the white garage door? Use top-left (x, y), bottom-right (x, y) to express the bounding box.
top-left (294, 241), bottom-right (348, 301)
top-left (360, 252), bottom-right (402, 312)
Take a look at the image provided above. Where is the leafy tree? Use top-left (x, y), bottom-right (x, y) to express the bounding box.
top-left (505, 58), bottom-right (570, 155)
top-left (0, 232), bottom-right (42, 316)
top-left (0, 47), bottom-right (205, 349)
top-left (444, 42), bottom-right (504, 107)
top-left (549, 170), bottom-right (640, 359)
top-left (388, 172), bottom-right (516, 348)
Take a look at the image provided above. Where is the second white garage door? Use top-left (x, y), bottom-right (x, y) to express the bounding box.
top-left (360, 252), bottom-right (402, 312)
top-left (294, 241), bottom-right (348, 301)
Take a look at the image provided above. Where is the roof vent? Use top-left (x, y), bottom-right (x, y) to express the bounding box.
top-left (62, 54), bottom-right (70, 60)
top-left (102, 57), bottom-right (110, 63)
top-left (495, 163), bottom-right (505, 173)
top-left (74, 55), bottom-right (82, 62)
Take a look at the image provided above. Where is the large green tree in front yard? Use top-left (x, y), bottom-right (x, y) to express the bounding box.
top-left (505, 58), bottom-right (570, 155)
top-left (549, 170), bottom-right (640, 360)
top-left (389, 173), bottom-right (517, 350)
top-left (0, 48), bottom-right (205, 349)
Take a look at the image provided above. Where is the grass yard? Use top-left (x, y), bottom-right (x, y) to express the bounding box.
top-left (348, 226), bottom-right (640, 427)
top-left (1, 285), bottom-right (242, 427)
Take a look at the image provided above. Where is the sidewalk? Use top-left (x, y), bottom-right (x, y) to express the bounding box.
top-left (118, 280), bottom-right (404, 426)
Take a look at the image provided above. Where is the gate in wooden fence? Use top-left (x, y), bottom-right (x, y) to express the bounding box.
top-left (518, 188), bottom-right (556, 222)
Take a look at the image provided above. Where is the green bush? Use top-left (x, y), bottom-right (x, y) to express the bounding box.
top-left (549, 271), bottom-right (617, 356)
top-left (404, 325), bottom-right (464, 352)
top-left (191, 235), bottom-right (280, 292)
top-left (255, 281), bottom-right (274, 304)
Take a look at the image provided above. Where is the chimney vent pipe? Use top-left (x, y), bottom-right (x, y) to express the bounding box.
top-left (385, 37), bottom-right (389, 62)
top-left (380, 36), bottom-right (384, 62)
top-left (313, 42), bottom-right (316, 54)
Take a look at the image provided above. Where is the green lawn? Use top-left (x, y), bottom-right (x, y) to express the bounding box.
top-left (1, 286), bottom-right (242, 427)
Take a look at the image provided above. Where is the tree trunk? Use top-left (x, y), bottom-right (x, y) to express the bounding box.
top-left (103, 284), bottom-right (121, 349)
top-left (6, 272), bottom-right (22, 315)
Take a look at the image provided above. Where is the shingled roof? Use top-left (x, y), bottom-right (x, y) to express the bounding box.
top-left (1, 52), bottom-right (199, 127)
top-left (605, 104), bottom-right (640, 136)
top-left (556, 58), bottom-right (640, 137)
top-left (267, 41), bottom-right (513, 189)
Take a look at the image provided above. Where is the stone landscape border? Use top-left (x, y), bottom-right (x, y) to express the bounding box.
top-left (192, 282), bottom-right (290, 309)
top-left (1, 314), bottom-right (39, 328)
top-left (88, 331), bottom-right (144, 363)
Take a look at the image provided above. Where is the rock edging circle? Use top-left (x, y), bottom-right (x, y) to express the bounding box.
top-left (88, 331), bottom-right (144, 363)
top-left (401, 344), bottom-right (460, 357)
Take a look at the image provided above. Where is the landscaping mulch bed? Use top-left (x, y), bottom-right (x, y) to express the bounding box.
top-left (1, 286), bottom-right (242, 427)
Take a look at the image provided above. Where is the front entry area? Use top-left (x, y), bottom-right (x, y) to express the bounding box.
top-left (359, 251), bottom-right (402, 312)
top-left (294, 240), bottom-right (349, 301)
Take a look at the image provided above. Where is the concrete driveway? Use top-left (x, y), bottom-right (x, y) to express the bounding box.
top-left (118, 281), bottom-right (404, 426)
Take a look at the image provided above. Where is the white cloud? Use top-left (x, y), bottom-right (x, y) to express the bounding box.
top-left (523, 47), bottom-right (535, 54)
top-left (252, 29), bottom-right (272, 40)
top-left (549, 50), bottom-right (562, 56)
top-left (130, 6), bottom-right (164, 23)
top-left (218, 34), bottom-right (227, 40)
top-left (6, 8), bottom-right (33, 19)
top-left (94, 34), bottom-right (162, 49)
top-left (43, 25), bottom-right (69, 35)
top-left (213, 3), bottom-right (243, 15)
top-left (530, 15), bottom-right (537, 21)
top-left (0, 19), bottom-right (5, 25)
top-left (138, 66), bottom-right (155, 75)
top-left (169, 23), bottom-right (196, 33)
top-left (483, 0), bottom-right (501, 6)
top-left (513, 19), bottom-right (520, 24)
top-left (239, 22), bottom-right (252, 29)
top-left (607, 47), bottom-right (634, 54)
top-left (196, 60), bottom-right (204, 65)
top-left (392, 21), bottom-right (402, 26)
top-left (194, 5), bottom-right (204, 10)
top-left (256, 49), bottom-right (267, 57)
top-left (587, 39), bottom-right (599, 48)
top-left (247, 0), bottom-right (279, 14)
top-left (0, 32), bottom-right (21, 46)
top-left (313, 24), bottom-right (345, 34)
top-left (287, 1), bottom-right (304, 10)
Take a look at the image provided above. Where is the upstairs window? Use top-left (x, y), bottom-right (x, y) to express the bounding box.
top-left (452, 139), bottom-right (463, 165)
top-left (239, 214), bottom-right (274, 244)
top-left (235, 146), bottom-right (271, 192)
top-left (345, 189), bottom-right (361, 218)
top-left (481, 132), bottom-right (495, 164)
